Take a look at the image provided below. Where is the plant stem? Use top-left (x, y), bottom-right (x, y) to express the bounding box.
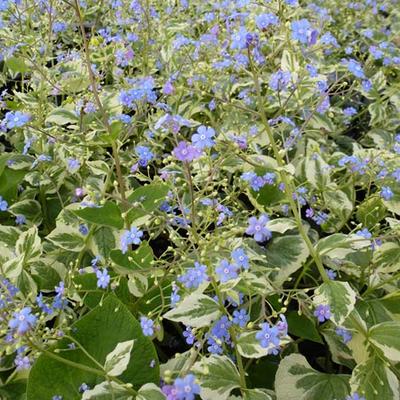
top-left (247, 49), bottom-right (329, 283)
top-left (73, 0), bottom-right (127, 207)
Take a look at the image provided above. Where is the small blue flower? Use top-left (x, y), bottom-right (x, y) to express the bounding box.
top-left (183, 326), bottom-right (196, 345)
top-left (291, 19), bottom-right (315, 44)
top-left (0, 196), bottom-right (8, 211)
top-left (15, 214), bottom-right (26, 225)
top-left (215, 259), bottom-right (239, 283)
top-left (121, 227), bottom-right (143, 253)
top-left (96, 269), bottom-right (110, 289)
top-left (343, 58), bottom-right (365, 79)
top-left (255, 13), bottom-right (279, 30)
top-left (178, 262), bottom-right (208, 289)
top-left (381, 186), bottom-right (394, 200)
top-left (140, 316), bottom-right (154, 336)
top-left (2, 111), bottom-right (30, 129)
top-left (346, 393), bottom-right (365, 400)
top-left (231, 248), bottom-right (249, 270)
top-left (191, 125), bottom-right (215, 149)
top-left (326, 269), bottom-right (337, 280)
top-left (9, 307), bottom-right (37, 335)
top-left (67, 158), bottom-right (80, 172)
top-left (246, 214), bottom-right (272, 242)
top-left (135, 145), bottom-right (154, 167)
top-left (14, 354), bottom-right (31, 370)
top-left (173, 374), bottom-right (200, 400)
top-left (269, 70), bottom-right (291, 92)
top-left (79, 224), bottom-right (89, 235)
top-left (314, 304), bottom-right (331, 323)
top-left (255, 323), bottom-right (280, 352)
top-left (207, 336), bottom-right (223, 354)
top-left (211, 316), bottom-right (231, 340)
top-left (232, 309), bottom-right (249, 328)
top-left (356, 228), bottom-right (372, 239)
top-left (336, 327), bottom-right (352, 344)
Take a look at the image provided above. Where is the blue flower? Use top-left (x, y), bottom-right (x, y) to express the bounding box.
top-left (135, 145), bottom-right (154, 167)
top-left (207, 336), bottom-right (223, 354)
top-left (2, 111), bottom-right (30, 129)
top-left (96, 269), bottom-right (110, 289)
top-left (381, 186), bottom-right (394, 200)
top-left (140, 316), bottom-right (154, 336)
top-left (14, 354), bottom-right (31, 370)
top-left (191, 125), bottom-right (215, 149)
top-left (178, 262), bottom-right (208, 289)
top-left (211, 316), bottom-right (232, 340)
top-left (343, 58), bottom-right (365, 79)
top-left (0, 196), bottom-right (8, 211)
top-left (173, 374), bottom-right (200, 400)
top-left (230, 26), bottom-right (250, 50)
top-left (356, 228), bottom-right (372, 239)
top-left (9, 307), bottom-right (37, 335)
top-left (269, 70), bottom-right (291, 92)
top-left (314, 304), bottom-right (331, 322)
top-left (233, 309), bottom-right (249, 328)
top-left (255, 13), bottom-right (279, 30)
top-left (246, 214), bottom-right (272, 242)
top-left (255, 323), bottom-right (280, 351)
top-left (336, 327), bottom-right (352, 344)
top-left (121, 227), bottom-right (143, 253)
top-left (291, 19), bottom-right (314, 44)
top-left (183, 326), bottom-right (195, 345)
top-left (346, 394), bottom-right (365, 400)
top-left (231, 248), bottom-right (249, 269)
top-left (343, 107), bottom-right (357, 117)
top-left (215, 259), bottom-right (239, 282)
top-left (326, 269), bottom-right (337, 280)
top-left (15, 214), bottom-right (26, 225)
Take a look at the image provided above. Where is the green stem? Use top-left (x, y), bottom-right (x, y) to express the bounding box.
top-left (247, 49), bottom-right (329, 283)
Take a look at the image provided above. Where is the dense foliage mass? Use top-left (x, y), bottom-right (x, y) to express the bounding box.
top-left (1, 0), bottom-right (400, 399)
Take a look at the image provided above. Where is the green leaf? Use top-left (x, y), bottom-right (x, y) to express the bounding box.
top-left (45, 107), bottom-right (80, 125)
top-left (110, 242), bottom-right (154, 273)
top-left (90, 226), bottom-right (117, 258)
top-left (136, 383), bottom-right (166, 400)
top-left (356, 196), bottom-right (387, 227)
top-left (46, 224), bottom-right (85, 251)
top-left (275, 354), bottom-right (350, 400)
top-left (313, 281), bottom-right (357, 325)
top-left (267, 235), bottom-right (310, 285)
top-left (127, 182), bottom-right (170, 224)
top-left (237, 331), bottom-right (289, 359)
top-left (243, 389), bottom-right (273, 400)
top-left (5, 57), bottom-right (29, 73)
top-left (73, 202), bottom-right (124, 229)
top-left (0, 167), bottom-right (26, 202)
top-left (350, 355), bottom-right (399, 400)
top-left (163, 293), bottom-right (221, 328)
top-left (286, 311), bottom-right (323, 343)
top-left (373, 242), bottom-right (400, 273)
top-left (8, 199), bottom-right (42, 224)
top-left (192, 355), bottom-right (241, 400)
top-left (27, 296), bottom-right (159, 400)
top-left (81, 381), bottom-right (133, 399)
top-left (304, 153), bottom-right (331, 190)
top-left (16, 226), bottom-right (42, 262)
top-left (382, 185), bottom-right (400, 216)
top-left (266, 218), bottom-right (297, 233)
top-left (104, 340), bottom-right (135, 377)
top-left (368, 321), bottom-right (400, 362)
top-left (320, 322), bottom-right (355, 369)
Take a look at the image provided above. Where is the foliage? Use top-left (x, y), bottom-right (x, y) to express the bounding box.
top-left (0, 0), bottom-right (400, 399)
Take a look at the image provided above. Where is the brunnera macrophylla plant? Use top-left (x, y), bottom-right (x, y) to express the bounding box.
top-left (0, 0), bottom-right (400, 398)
